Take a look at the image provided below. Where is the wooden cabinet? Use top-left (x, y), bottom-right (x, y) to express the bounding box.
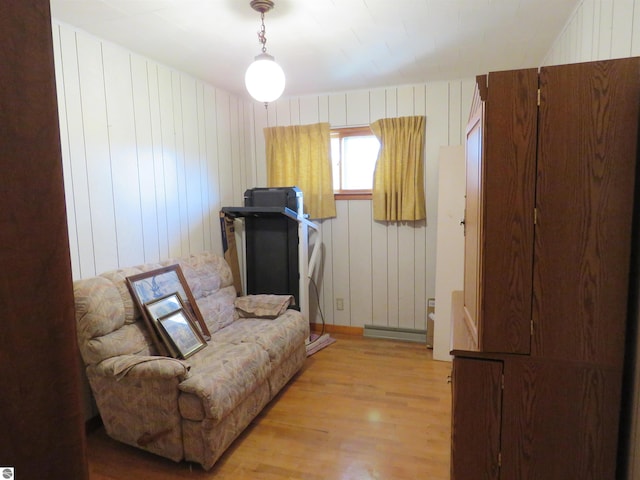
top-left (452, 57), bottom-right (640, 479)
top-left (460, 68), bottom-right (538, 355)
top-left (451, 357), bottom-right (503, 480)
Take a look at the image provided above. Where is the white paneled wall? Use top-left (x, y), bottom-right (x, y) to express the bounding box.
top-left (52, 19), bottom-right (475, 336)
top-left (249, 82), bottom-right (475, 331)
top-left (543, 0), bottom-right (640, 65)
top-left (543, 2), bottom-right (640, 478)
top-left (52, 22), bottom-right (252, 279)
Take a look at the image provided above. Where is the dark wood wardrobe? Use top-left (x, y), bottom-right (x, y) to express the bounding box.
top-left (451, 58), bottom-right (640, 479)
top-left (0, 1), bottom-right (88, 478)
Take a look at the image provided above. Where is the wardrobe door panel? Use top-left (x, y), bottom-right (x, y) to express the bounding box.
top-left (451, 357), bottom-right (503, 480)
top-left (533, 58), bottom-right (640, 366)
top-left (481, 68), bottom-right (538, 354)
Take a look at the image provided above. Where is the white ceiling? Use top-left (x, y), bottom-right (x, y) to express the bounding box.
top-left (49, 0), bottom-right (579, 99)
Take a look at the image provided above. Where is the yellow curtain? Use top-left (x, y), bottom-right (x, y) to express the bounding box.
top-left (265, 122), bottom-right (336, 219)
top-left (371, 116), bottom-right (426, 222)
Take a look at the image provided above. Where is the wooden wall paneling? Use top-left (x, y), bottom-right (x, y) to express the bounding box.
top-left (329, 93), bottom-right (347, 126)
top-left (239, 101), bottom-right (251, 201)
top-left (369, 88), bottom-right (390, 327)
top-left (589, 0), bottom-right (603, 61)
top-left (130, 55), bottom-right (162, 263)
top-left (52, 25), bottom-right (81, 279)
top-left (597, 0), bottom-right (614, 59)
top-left (241, 100), bottom-right (257, 190)
top-left (371, 213), bottom-right (390, 326)
top-left (611, 0), bottom-right (633, 57)
top-left (318, 94), bottom-right (330, 123)
top-left (60, 27), bottom-right (95, 277)
top-left (579, 0), bottom-right (595, 61)
top-left (156, 65), bottom-right (181, 259)
top-left (253, 102), bottom-right (269, 186)
top-left (229, 95), bottom-right (243, 204)
top-left (369, 88), bottom-right (387, 121)
top-left (290, 97), bottom-right (301, 125)
top-left (385, 87), bottom-right (398, 117)
top-left (319, 219), bottom-right (335, 325)
top-left (413, 222), bottom-right (428, 331)
top-left (77, 32), bottom-right (118, 274)
top-left (275, 98), bottom-right (292, 126)
top-left (565, 9), bottom-right (579, 64)
top-left (332, 201), bottom-right (351, 325)
top-left (633, 0), bottom-right (640, 54)
top-left (196, 83), bottom-right (212, 253)
top-left (346, 90), bottom-right (370, 125)
top-left (448, 81), bottom-right (463, 146)
top-left (397, 87), bottom-right (419, 329)
top-left (170, 71), bottom-right (189, 257)
top-left (103, 43), bottom-right (146, 267)
top-left (386, 222), bottom-right (400, 328)
top-left (347, 201), bottom-right (373, 327)
top-left (149, 64), bottom-right (171, 261)
top-left (397, 85), bottom-right (415, 116)
top-left (398, 224), bottom-right (417, 329)
top-left (180, 76), bottom-right (206, 253)
top-left (299, 95), bottom-right (320, 125)
top-left (413, 83), bottom-right (429, 328)
top-left (216, 90), bottom-right (234, 207)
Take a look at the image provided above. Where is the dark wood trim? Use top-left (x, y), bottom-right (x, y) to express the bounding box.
top-left (334, 191), bottom-right (372, 200)
top-left (310, 323), bottom-right (364, 336)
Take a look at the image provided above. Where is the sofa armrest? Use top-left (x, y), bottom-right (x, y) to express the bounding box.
top-left (92, 355), bottom-right (191, 381)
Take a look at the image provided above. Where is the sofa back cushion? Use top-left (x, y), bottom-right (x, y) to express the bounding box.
top-left (74, 252), bottom-right (238, 366)
top-left (176, 252), bottom-right (239, 335)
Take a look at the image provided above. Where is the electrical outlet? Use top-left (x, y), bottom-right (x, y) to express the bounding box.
top-left (336, 298), bottom-right (344, 311)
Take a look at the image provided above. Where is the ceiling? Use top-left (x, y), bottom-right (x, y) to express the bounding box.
top-left (49, 0), bottom-right (579, 99)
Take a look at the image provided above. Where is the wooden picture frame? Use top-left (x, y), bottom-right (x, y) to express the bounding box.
top-left (126, 265), bottom-right (210, 355)
top-left (144, 293), bottom-right (185, 357)
top-left (157, 309), bottom-right (207, 359)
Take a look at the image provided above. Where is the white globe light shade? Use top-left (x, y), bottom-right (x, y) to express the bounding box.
top-left (245, 53), bottom-right (285, 103)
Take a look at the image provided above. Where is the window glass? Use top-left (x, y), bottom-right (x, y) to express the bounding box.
top-left (331, 127), bottom-right (379, 195)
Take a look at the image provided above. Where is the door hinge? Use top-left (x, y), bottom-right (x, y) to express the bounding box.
top-left (498, 452), bottom-right (502, 467)
top-left (534, 207), bottom-right (538, 225)
top-left (537, 88), bottom-right (541, 106)
top-left (531, 320), bottom-right (534, 336)
top-left (501, 373), bottom-right (505, 390)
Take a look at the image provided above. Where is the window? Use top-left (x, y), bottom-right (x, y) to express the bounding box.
top-left (331, 126), bottom-right (380, 199)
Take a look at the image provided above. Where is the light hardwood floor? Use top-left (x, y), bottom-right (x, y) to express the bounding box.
top-left (87, 334), bottom-right (452, 479)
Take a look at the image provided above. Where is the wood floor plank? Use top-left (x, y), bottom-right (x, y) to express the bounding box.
top-left (87, 334), bottom-right (452, 479)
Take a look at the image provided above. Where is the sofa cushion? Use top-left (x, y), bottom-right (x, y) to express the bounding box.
top-left (208, 310), bottom-right (309, 366)
top-left (178, 342), bottom-right (271, 422)
top-left (167, 252), bottom-right (240, 334)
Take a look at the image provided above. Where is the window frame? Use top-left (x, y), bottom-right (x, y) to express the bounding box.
top-left (331, 125), bottom-right (377, 200)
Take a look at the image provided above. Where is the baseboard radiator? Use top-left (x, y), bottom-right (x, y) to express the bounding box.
top-left (363, 325), bottom-right (427, 343)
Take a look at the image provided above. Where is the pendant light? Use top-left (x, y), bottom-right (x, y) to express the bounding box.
top-left (245, 0), bottom-right (285, 106)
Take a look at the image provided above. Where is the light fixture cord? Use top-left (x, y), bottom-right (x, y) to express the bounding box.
top-left (258, 12), bottom-right (267, 53)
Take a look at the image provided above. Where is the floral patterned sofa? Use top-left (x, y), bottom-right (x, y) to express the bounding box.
top-left (73, 251), bottom-right (309, 470)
